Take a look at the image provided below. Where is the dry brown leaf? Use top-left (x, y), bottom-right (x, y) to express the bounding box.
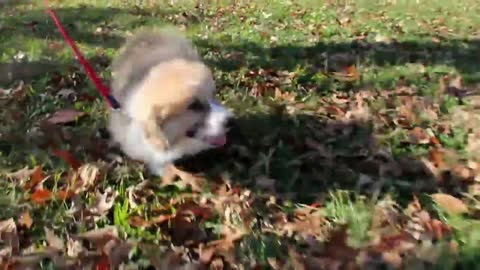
top-left (45, 109), bottom-right (86, 125)
top-left (200, 226), bottom-right (246, 265)
top-left (129, 214), bottom-right (173, 228)
top-left (5, 166), bottom-right (38, 184)
top-left (66, 236), bottom-right (84, 257)
top-left (425, 219), bottom-right (452, 240)
top-left (288, 246), bottom-right (306, 270)
top-left (51, 149), bottom-right (81, 169)
top-left (409, 127), bottom-right (430, 144)
top-left (75, 226), bottom-right (119, 250)
top-left (345, 98), bottom-right (370, 121)
top-left (274, 87), bottom-right (296, 102)
top-left (70, 162), bottom-right (103, 193)
top-left (337, 16), bottom-right (351, 26)
top-left (30, 189), bottom-right (52, 204)
top-left (44, 228), bottom-right (64, 251)
top-left (322, 225), bottom-right (359, 262)
top-left (0, 218), bottom-right (19, 255)
top-left (331, 65), bottom-right (360, 82)
top-left (24, 166), bottom-right (46, 190)
top-left (382, 251), bottom-right (403, 268)
top-left (17, 212), bottom-right (33, 229)
top-left (176, 202), bottom-right (213, 222)
top-left (421, 157), bottom-right (441, 180)
top-left (103, 240), bottom-right (134, 269)
top-left (451, 164), bottom-right (474, 182)
top-left (325, 105), bottom-right (346, 117)
top-left (428, 148), bottom-right (446, 169)
top-left (370, 233), bottom-right (416, 254)
top-left (89, 187), bottom-right (118, 216)
top-left (447, 75), bottom-right (470, 97)
top-left (0, 81), bottom-right (26, 100)
top-left (276, 210), bottom-right (327, 238)
top-left (431, 193), bottom-right (468, 215)
top-left (161, 165), bottom-right (206, 192)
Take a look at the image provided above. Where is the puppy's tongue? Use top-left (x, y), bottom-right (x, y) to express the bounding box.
top-left (205, 134), bottom-right (227, 146)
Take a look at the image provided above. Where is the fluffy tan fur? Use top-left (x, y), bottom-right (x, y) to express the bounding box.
top-left (107, 28), bottom-right (231, 175)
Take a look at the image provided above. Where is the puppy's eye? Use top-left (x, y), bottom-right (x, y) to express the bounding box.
top-left (188, 99), bottom-right (206, 112)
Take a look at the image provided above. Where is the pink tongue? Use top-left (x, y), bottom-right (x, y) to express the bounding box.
top-left (205, 134), bottom-right (227, 146)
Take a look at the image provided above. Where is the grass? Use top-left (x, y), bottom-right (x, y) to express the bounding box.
top-left (1, 0), bottom-right (480, 269)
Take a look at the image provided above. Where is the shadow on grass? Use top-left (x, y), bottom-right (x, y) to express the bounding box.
top-left (175, 111), bottom-right (439, 204)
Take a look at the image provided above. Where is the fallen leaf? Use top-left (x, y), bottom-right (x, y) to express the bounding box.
top-left (0, 218), bottom-right (19, 255)
top-left (428, 148), bottom-right (446, 169)
top-left (30, 189), bottom-right (52, 204)
top-left (51, 149), bottom-right (81, 169)
top-left (451, 164), bottom-right (474, 182)
top-left (336, 16), bottom-right (351, 26)
top-left (23, 166), bottom-right (45, 190)
top-left (56, 189), bottom-right (75, 200)
top-left (370, 233), bottom-right (416, 253)
top-left (45, 109), bottom-right (86, 125)
top-left (0, 81), bottom-right (26, 100)
top-left (447, 75), bottom-right (471, 97)
top-left (103, 239), bottom-right (135, 265)
top-left (70, 162), bottom-right (102, 194)
top-left (17, 212), bottom-right (33, 229)
top-left (6, 166), bottom-right (38, 184)
top-left (409, 127), bottom-right (430, 144)
top-left (176, 202), bottom-right (213, 222)
top-left (45, 228), bottom-right (64, 251)
top-left (431, 193), bottom-right (468, 215)
top-left (287, 246), bottom-right (306, 270)
top-left (274, 87), bottom-right (296, 102)
top-left (425, 219), bottom-right (452, 240)
top-left (161, 165), bottom-right (206, 192)
top-left (200, 226), bottom-right (246, 264)
top-left (325, 105), bottom-right (346, 116)
top-left (382, 251), bottom-right (403, 268)
top-left (76, 226), bottom-right (119, 250)
top-left (331, 65), bottom-right (360, 82)
top-left (30, 166), bottom-right (44, 184)
top-left (429, 136), bottom-right (441, 146)
top-left (322, 225), bottom-right (358, 262)
top-left (128, 214), bottom-right (174, 228)
top-left (276, 209), bottom-right (327, 238)
top-left (345, 65), bottom-right (360, 80)
top-left (89, 187), bottom-right (117, 216)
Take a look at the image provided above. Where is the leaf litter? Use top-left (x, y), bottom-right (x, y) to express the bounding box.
top-left (2, 2), bottom-right (480, 269)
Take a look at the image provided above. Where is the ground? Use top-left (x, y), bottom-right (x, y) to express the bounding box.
top-left (1, 0), bottom-right (480, 269)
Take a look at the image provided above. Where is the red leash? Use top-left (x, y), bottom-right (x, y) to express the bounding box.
top-left (43, 0), bottom-right (120, 109)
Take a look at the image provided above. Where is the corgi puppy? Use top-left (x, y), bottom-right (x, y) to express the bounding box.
top-left (107, 28), bottom-right (232, 176)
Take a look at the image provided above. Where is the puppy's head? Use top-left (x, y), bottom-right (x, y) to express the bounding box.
top-left (128, 58), bottom-right (232, 153)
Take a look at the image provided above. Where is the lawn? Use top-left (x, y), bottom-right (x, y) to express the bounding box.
top-left (1, 0), bottom-right (480, 269)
